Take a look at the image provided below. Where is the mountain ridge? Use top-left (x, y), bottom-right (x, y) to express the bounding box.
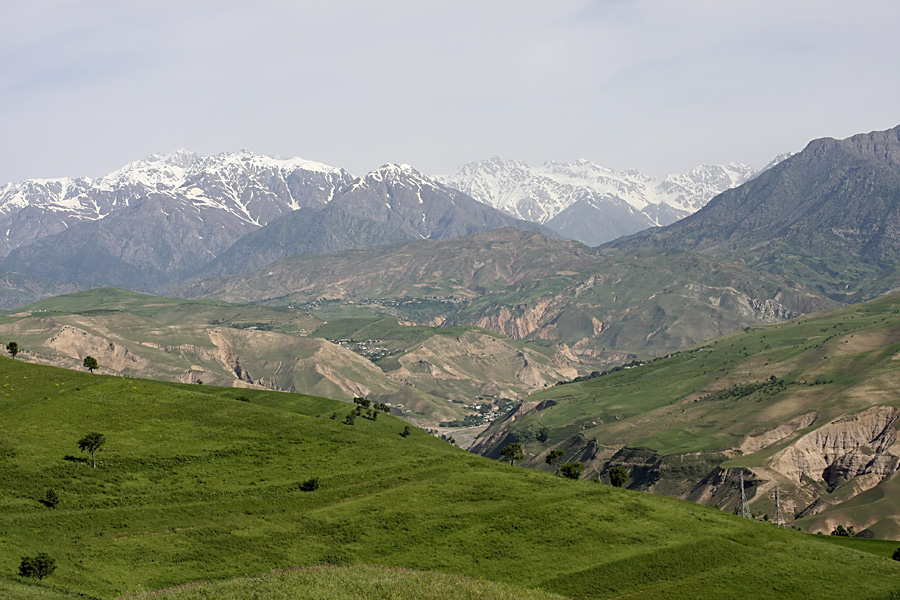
top-left (604, 124), bottom-right (900, 302)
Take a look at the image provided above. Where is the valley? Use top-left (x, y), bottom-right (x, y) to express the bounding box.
top-left (2, 125), bottom-right (900, 598)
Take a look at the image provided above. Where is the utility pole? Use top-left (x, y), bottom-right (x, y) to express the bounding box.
top-left (774, 486), bottom-right (785, 528)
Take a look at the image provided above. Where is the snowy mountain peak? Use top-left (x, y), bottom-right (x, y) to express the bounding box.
top-left (434, 156), bottom-right (768, 246)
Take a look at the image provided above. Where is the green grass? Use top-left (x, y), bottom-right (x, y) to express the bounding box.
top-left (118, 564), bottom-right (567, 600)
top-left (2, 358), bottom-right (900, 599)
top-left (813, 535), bottom-right (900, 559)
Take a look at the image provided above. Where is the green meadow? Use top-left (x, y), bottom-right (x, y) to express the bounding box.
top-left (1, 357), bottom-right (899, 599)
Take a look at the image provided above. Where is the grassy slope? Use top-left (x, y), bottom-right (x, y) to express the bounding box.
top-left (1, 359), bottom-right (899, 599)
top-left (119, 564), bottom-right (567, 600)
top-left (487, 292), bottom-right (900, 453)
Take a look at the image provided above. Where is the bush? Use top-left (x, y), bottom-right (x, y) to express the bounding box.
top-left (892, 546), bottom-right (900, 561)
top-left (560, 462), bottom-right (584, 480)
top-left (830, 525), bottom-right (855, 537)
top-left (40, 489), bottom-right (59, 508)
top-left (400, 425), bottom-right (411, 438)
top-left (299, 477), bottom-right (320, 492)
top-left (19, 553), bottom-right (56, 580)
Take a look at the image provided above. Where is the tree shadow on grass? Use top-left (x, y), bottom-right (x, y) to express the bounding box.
top-left (62, 455), bottom-right (89, 465)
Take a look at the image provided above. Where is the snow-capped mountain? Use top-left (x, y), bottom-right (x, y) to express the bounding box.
top-left (0, 152), bottom-right (546, 294)
top-left (327, 163), bottom-right (548, 241)
top-left (435, 158), bottom-right (758, 246)
top-left (0, 150), bottom-right (354, 257)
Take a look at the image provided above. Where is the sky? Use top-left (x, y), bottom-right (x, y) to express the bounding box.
top-left (2, 0), bottom-right (899, 183)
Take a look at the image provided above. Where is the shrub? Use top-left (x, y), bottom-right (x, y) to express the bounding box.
top-left (831, 525), bottom-right (854, 537)
top-left (299, 477), bottom-right (320, 492)
top-left (41, 489), bottom-right (59, 508)
top-left (560, 462), bottom-right (584, 480)
top-left (892, 546), bottom-right (900, 561)
top-left (400, 425), bottom-right (411, 438)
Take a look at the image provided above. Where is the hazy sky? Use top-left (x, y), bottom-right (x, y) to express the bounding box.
top-left (2, 0), bottom-right (898, 183)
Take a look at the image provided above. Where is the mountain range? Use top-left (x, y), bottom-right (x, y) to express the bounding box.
top-left (0, 152), bottom-right (546, 296)
top-left (0, 149), bottom-right (763, 303)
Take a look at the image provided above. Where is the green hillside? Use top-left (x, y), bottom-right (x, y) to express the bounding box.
top-left (2, 358), bottom-right (899, 599)
top-left (472, 292), bottom-right (900, 537)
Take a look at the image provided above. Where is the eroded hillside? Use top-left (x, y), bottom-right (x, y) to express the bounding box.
top-left (471, 293), bottom-right (900, 539)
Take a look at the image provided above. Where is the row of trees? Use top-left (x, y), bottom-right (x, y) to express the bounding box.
top-left (500, 443), bottom-right (629, 485)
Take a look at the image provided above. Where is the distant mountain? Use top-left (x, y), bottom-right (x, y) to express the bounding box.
top-left (435, 157), bottom-right (758, 245)
top-left (195, 206), bottom-right (414, 279)
top-left (181, 228), bottom-right (831, 361)
top-left (607, 125), bottom-right (900, 302)
top-left (0, 152), bottom-right (548, 296)
top-left (327, 163), bottom-right (550, 240)
top-left (0, 150), bottom-right (353, 257)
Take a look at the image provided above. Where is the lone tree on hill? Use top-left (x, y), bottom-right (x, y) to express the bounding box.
top-left (78, 432), bottom-right (106, 469)
top-left (560, 462), bottom-right (584, 480)
top-left (545, 449), bottom-right (566, 475)
top-left (83, 355), bottom-right (99, 373)
top-left (18, 553), bottom-right (56, 580)
top-left (609, 465), bottom-right (629, 488)
top-left (500, 443), bottom-right (524, 466)
top-left (6, 341), bottom-right (18, 358)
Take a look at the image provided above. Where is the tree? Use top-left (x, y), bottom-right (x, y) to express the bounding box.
top-left (400, 425), bottom-right (411, 438)
top-left (500, 443), bottom-right (524, 466)
top-left (18, 553), bottom-right (56, 580)
top-left (77, 432), bottom-right (105, 469)
top-left (536, 426), bottom-right (550, 442)
top-left (545, 449), bottom-right (566, 475)
top-left (892, 546), bottom-right (900, 561)
top-left (560, 462), bottom-right (584, 480)
top-left (6, 341), bottom-right (18, 358)
top-left (831, 525), bottom-right (854, 537)
top-left (83, 355), bottom-right (99, 373)
top-left (609, 465), bottom-right (629, 488)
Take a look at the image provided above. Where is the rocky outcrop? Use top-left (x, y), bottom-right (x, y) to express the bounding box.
top-left (739, 412), bottom-right (819, 455)
top-left (771, 406), bottom-right (900, 492)
top-left (474, 298), bottom-right (559, 340)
